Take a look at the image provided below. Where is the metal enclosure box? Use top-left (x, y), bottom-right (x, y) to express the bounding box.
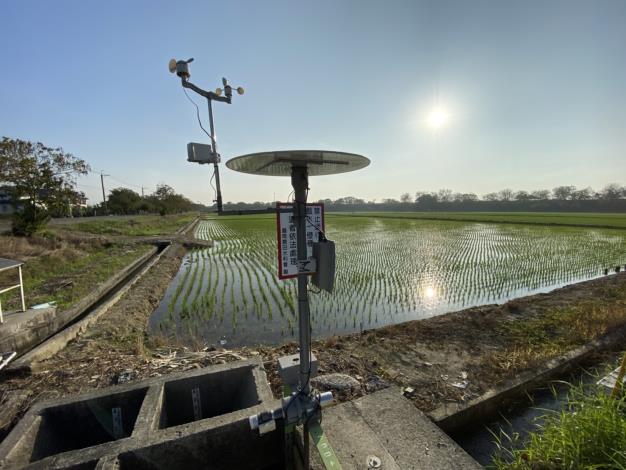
top-left (277, 353), bottom-right (318, 388)
top-left (312, 239), bottom-right (336, 293)
top-left (187, 142), bottom-right (220, 164)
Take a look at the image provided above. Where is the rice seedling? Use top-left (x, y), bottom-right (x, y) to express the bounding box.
top-left (151, 215), bottom-right (626, 347)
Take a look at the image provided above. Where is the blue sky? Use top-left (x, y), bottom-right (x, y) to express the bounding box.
top-left (2, 0), bottom-right (625, 205)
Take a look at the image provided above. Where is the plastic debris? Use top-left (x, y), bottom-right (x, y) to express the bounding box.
top-left (0, 351), bottom-right (17, 371)
top-left (451, 371), bottom-right (470, 389)
top-left (31, 301), bottom-right (57, 310)
top-left (450, 381), bottom-right (469, 389)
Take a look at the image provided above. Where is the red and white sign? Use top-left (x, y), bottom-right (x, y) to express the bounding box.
top-left (276, 202), bottom-right (325, 279)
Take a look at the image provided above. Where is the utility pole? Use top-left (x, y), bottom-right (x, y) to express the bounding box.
top-left (141, 186), bottom-right (146, 198)
top-left (100, 172), bottom-right (109, 214)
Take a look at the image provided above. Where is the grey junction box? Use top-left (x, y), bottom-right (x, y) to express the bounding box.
top-left (187, 142), bottom-right (220, 164)
top-left (312, 240), bottom-right (335, 293)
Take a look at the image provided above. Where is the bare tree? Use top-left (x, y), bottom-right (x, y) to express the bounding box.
top-left (571, 187), bottom-right (593, 200)
top-left (499, 189), bottom-right (515, 201)
top-left (600, 183), bottom-right (625, 199)
top-left (530, 189), bottom-right (551, 200)
top-left (437, 188), bottom-right (454, 203)
top-left (552, 185), bottom-right (576, 200)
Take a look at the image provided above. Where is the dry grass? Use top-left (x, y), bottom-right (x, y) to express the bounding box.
top-left (487, 288), bottom-right (626, 375)
top-left (0, 232), bottom-right (147, 311)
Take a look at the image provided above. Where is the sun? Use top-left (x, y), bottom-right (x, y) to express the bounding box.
top-left (426, 107), bottom-right (449, 130)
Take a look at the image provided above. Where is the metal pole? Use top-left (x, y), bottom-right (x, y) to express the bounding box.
top-left (207, 99), bottom-right (224, 214)
top-left (291, 166), bottom-right (311, 470)
top-left (18, 265), bottom-right (25, 312)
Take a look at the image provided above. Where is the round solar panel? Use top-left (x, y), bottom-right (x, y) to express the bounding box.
top-left (226, 150), bottom-right (370, 177)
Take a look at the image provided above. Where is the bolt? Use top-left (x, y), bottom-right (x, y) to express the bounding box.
top-left (367, 454), bottom-right (382, 468)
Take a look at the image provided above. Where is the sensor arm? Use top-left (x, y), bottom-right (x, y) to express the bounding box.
top-left (181, 79), bottom-right (231, 104)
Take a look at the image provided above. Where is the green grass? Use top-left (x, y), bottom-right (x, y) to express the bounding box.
top-left (492, 382), bottom-right (626, 469)
top-left (0, 241), bottom-right (152, 310)
top-left (335, 212), bottom-right (626, 229)
top-left (62, 213), bottom-right (196, 236)
top-left (0, 212), bottom-right (195, 311)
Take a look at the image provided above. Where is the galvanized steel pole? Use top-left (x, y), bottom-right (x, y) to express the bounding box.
top-left (291, 165), bottom-right (311, 469)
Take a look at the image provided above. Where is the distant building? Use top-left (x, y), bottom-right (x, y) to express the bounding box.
top-left (0, 187), bottom-right (16, 215)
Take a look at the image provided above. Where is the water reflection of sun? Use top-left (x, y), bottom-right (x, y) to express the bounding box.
top-left (424, 286), bottom-right (436, 299)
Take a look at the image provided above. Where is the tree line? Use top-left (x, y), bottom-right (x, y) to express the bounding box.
top-left (214, 183), bottom-right (626, 214)
top-left (0, 137), bottom-right (197, 235)
top-left (100, 185), bottom-right (200, 216)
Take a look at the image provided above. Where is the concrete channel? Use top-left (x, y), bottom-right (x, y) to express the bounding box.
top-left (0, 359), bottom-right (282, 469)
top-left (2, 218), bottom-right (199, 374)
top-left (428, 322), bottom-right (626, 433)
top-left (0, 357), bottom-right (484, 470)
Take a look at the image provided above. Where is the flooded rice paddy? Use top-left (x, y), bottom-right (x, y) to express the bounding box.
top-left (149, 215), bottom-right (626, 347)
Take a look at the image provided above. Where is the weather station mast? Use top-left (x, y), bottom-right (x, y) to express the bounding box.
top-left (228, 151), bottom-right (370, 469)
top-left (168, 58), bottom-right (244, 214)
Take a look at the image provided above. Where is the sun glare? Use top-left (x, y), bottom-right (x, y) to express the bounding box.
top-left (426, 107), bottom-right (449, 130)
top-left (423, 286), bottom-right (437, 299)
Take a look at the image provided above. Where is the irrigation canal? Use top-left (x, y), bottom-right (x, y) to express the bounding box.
top-left (452, 360), bottom-right (615, 466)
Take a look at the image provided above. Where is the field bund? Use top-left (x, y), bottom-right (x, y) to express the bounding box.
top-left (149, 213), bottom-right (626, 347)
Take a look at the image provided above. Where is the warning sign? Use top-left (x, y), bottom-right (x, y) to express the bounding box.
top-left (276, 202), bottom-right (325, 279)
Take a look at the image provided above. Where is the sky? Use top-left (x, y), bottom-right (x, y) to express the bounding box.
top-left (2, 0), bottom-right (625, 205)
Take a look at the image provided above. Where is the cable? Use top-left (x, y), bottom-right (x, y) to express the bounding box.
top-left (108, 175), bottom-right (143, 190)
top-left (209, 168), bottom-right (217, 202)
top-left (306, 216), bottom-right (326, 240)
top-left (88, 170), bottom-right (145, 192)
top-left (182, 88), bottom-right (212, 141)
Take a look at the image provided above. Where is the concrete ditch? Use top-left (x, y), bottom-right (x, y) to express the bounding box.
top-left (3, 217), bottom-right (199, 374)
top-left (429, 323), bottom-right (626, 433)
top-left (0, 358), bottom-right (281, 470)
top-left (0, 247), bottom-right (157, 358)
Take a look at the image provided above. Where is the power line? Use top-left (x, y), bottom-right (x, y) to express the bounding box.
top-left (107, 175), bottom-right (143, 190)
top-left (88, 169), bottom-right (147, 194)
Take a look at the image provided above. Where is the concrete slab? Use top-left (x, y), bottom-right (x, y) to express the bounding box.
top-left (0, 308), bottom-right (57, 355)
top-left (597, 365), bottom-right (626, 394)
top-left (311, 388), bottom-right (481, 470)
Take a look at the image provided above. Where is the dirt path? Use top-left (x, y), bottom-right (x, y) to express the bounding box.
top-left (1, 254), bottom-right (625, 440)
